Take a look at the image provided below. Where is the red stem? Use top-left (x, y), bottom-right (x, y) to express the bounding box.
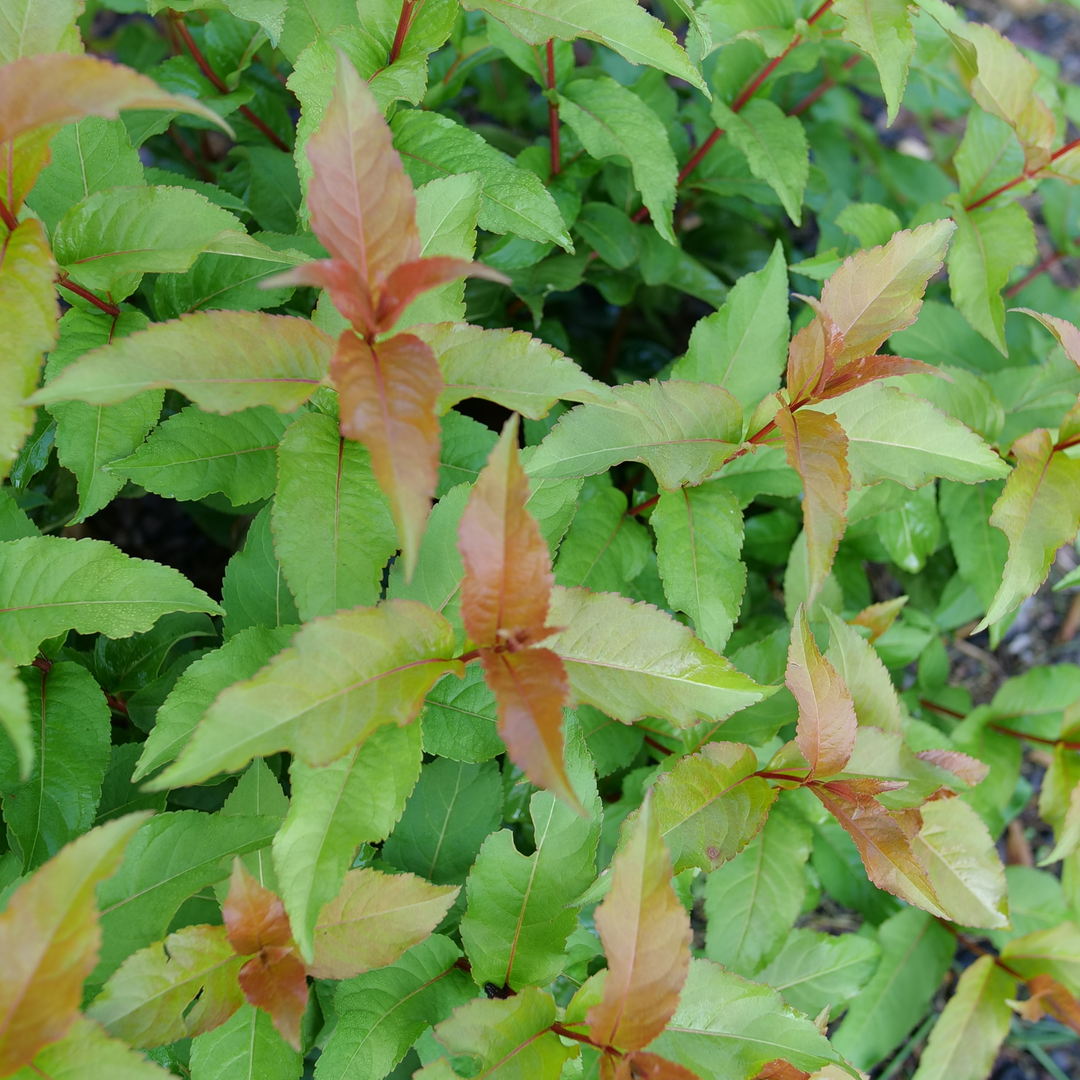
top-left (56, 274), bottom-right (121, 317)
top-left (966, 135), bottom-right (1080, 211)
top-left (918, 698), bottom-right (966, 720)
top-left (171, 12), bottom-right (290, 153)
top-left (643, 735), bottom-right (673, 756)
top-left (0, 198), bottom-right (17, 233)
top-left (1005, 249), bottom-right (1062, 298)
top-left (790, 53), bottom-right (861, 117)
top-left (389, 0), bottom-right (416, 65)
top-left (676, 0), bottom-right (834, 187)
top-left (546, 40), bottom-right (561, 176)
top-left (989, 722), bottom-right (1080, 752)
top-left (627, 493), bottom-right (661, 517)
top-left (935, 919), bottom-right (1027, 981)
top-left (551, 1023), bottom-right (608, 1048)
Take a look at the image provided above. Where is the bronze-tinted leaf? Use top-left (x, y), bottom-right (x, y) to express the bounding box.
top-left (616, 1050), bottom-right (703, 1080)
top-left (777, 406), bottom-right (851, 602)
top-left (222, 858), bottom-right (292, 957)
top-left (479, 646), bottom-right (578, 811)
top-left (459, 415), bottom-right (553, 648)
top-left (332, 330), bottom-right (442, 577)
top-left (588, 791), bottom-right (691, 1052)
top-left (237, 945), bottom-right (308, 1051)
top-left (788, 608), bottom-right (857, 779)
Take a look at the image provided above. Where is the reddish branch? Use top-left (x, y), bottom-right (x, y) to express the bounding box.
top-left (966, 135), bottom-right (1080, 211)
top-left (389, 0), bottom-right (418, 65)
top-left (170, 12), bottom-right (290, 153)
top-left (1006, 249), bottom-right (1062, 298)
top-left (0, 198), bottom-right (17, 233)
top-left (676, 0), bottom-right (836, 189)
top-left (790, 53), bottom-right (861, 116)
top-left (936, 919), bottom-right (1027, 981)
top-left (56, 273), bottom-right (121, 317)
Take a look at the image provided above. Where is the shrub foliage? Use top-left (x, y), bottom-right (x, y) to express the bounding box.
top-left (4, 1), bottom-right (1080, 1078)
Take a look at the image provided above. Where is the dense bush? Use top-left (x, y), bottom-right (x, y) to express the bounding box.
top-left (5, 1), bottom-right (1080, 1078)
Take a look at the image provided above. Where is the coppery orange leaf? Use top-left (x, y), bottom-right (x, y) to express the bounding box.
top-left (777, 406), bottom-right (850, 602)
top-left (304, 49), bottom-right (419, 315)
top-left (850, 597), bottom-right (907, 641)
top-left (788, 608), bottom-right (857, 779)
top-left (915, 749), bottom-right (990, 789)
top-left (1024, 974), bottom-right (1080, 1035)
top-left (616, 1050), bottom-right (703, 1080)
top-left (0, 814), bottom-right (148, 1074)
top-left (459, 415), bottom-right (553, 648)
top-left (817, 354), bottom-right (940, 400)
top-left (812, 783), bottom-right (946, 918)
top-left (237, 946), bottom-right (309, 1051)
top-left (753, 1061), bottom-right (811, 1080)
top-left (375, 256), bottom-right (506, 335)
top-left (785, 313), bottom-right (843, 407)
top-left (223, 858), bottom-right (292, 957)
top-left (332, 330), bottom-right (442, 577)
top-left (479, 646), bottom-right (578, 811)
top-left (0, 52), bottom-right (230, 148)
top-left (587, 790), bottom-right (691, 1052)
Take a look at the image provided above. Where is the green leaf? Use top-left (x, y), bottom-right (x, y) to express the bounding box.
top-left (887, 365), bottom-right (1005, 443)
top-left (392, 110), bottom-right (572, 249)
top-left (413, 323), bottom-right (610, 420)
top-left (836, 202), bottom-right (903, 249)
top-left (913, 792), bottom-right (1009, 930)
top-left (87, 923), bottom-right (244, 1049)
top-left (704, 802), bottom-right (811, 975)
top-left (273, 411), bottom-right (398, 621)
top-left (526, 380), bottom-right (743, 488)
top-left (460, 716), bottom-right (601, 989)
top-left (814, 383), bottom-right (1009, 488)
top-left (462, 0), bottom-right (707, 91)
top-left (939, 479), bottom-right (1007, 620)
top-left (432, 987), bottom-right (575, 1080)
top-left (647, 959), bottom-right (850, 1079)
top-left (109, 405), bottom-right (288, 508)
top-left (755, 928), bottom-right (882, 1019)
top-left (554, 481), bottom-right (651, 595)
top-left (544, 586), bottom-right (771, 727)
top-left (558, 76), bottom-right (678, 244)
top-left (0, 536), bottom-right (222, 667)
top-left (153, 250), bottom-right (298, 321)
top-left (52, 186), bottom-right (245, 298)
top-left (0, 0), bottom-right (81, 63)
top-left (832, 908), bottom-right (956, 1070)
top-left (910, 956), bottom-right (1014, 1080)
top-left (822, 609), bottom-right (903, 732)
top-left (954, 106), bottom-right (1026, 208)
top-left (0, 219), bottom-right (59, 483)
top-left (133, 626), bottom-right (297, 783)
top-left (834, 0), bottom-right (915, 123)
top-left (150, 601), bottom-right (462, 787)
top-left (382, 758), bottom-right (504, 886)
top-left (0, 659), bottom-right (31, 784)
top-left (273, 721), bottom-right (422, 961)
top-left (671, 240), bottom-right (789, 412)
top-left (316, 935), bottom-right (475, 1080)
top-left (1000, 921), bottom-right (1080, 995)
top-left (30, 311), bottom-right (333, 415)
top-left (27, 117), bottom-right (144, 233)
top-left (44, 308), bottom-right (161, 523)
top-left (980, 429), bottom-right (1080, 628)
top-left (711, 99), bottom-right (808, 225)
top-left (221, 507), bottom-right (301, 638)
top-left (575, 202), bottom-right (639, 269)
top-left (438, 411), bottom-right (498, 497)
top-left (95, 811), bottom-right (282, 983)
top-left (396, 173), bottom-right (484, 331)
top-left (653, 741), bottom-right (776, 875)
top-left (8, 1016), bottom-right (174, 1080)
top-left (218, 759), bottom-right (290, 894)
top-left (946, 196), bottom-right (1037, 355)
top-left (652, 481), bottom-right (745, 652)
top-left (421, 666), bottom-right (504, 763)
top-left (189, 1004), bottom-right (302, 1080)
top-left (0, 663), bottom-right (110, 871)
